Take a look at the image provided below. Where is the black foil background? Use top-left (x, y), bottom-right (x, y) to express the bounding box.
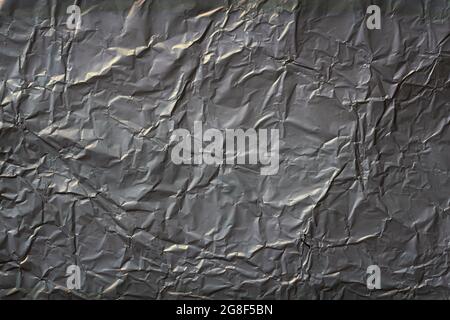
top-left (0, 0), bottom-right (449, 299)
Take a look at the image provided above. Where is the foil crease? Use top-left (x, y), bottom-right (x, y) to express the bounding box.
top-left (0, 0), bottom-right (449, 299)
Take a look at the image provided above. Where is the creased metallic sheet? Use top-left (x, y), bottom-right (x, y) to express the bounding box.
top-left (0, 0), bottom-right (449, 300)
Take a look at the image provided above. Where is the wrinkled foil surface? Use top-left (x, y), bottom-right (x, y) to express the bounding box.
top-left (0, 0), bottom-right (449, 299)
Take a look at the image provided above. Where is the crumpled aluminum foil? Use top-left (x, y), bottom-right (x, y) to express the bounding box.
top-left (0, 0), bottom-right (449, 299)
